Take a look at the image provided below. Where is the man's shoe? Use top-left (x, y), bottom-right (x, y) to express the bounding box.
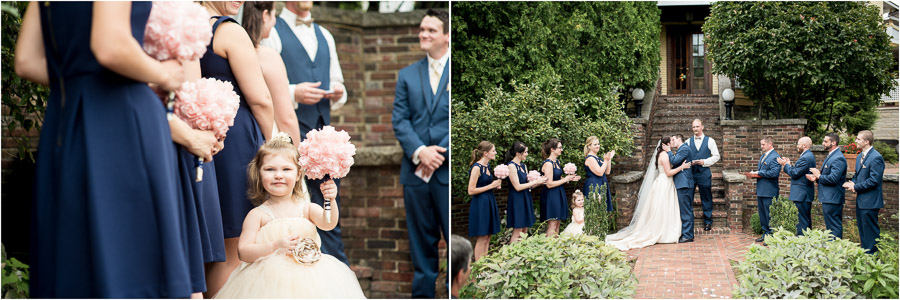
top-left (678, 237), bottom-right (694, 243)
top-left (763, 242), bottom-right (768, 246)
top-left (755, 237), bottom-right (765, 243)
top-left (704, 224), bottom-right (712, 231)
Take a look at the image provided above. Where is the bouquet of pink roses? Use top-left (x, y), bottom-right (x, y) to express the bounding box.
top-left (297, 126), bottom-right (357, 222)
top-left (173, 78), bottom-right (241, 181)
top-left (143, 1), bottom-right (212, 61)
top-left (527, 170), bottom-right (543, 182)
top-left (563, 162), bottom-right (577, 175)
top-left (493, 164), bottom-right (509, 180)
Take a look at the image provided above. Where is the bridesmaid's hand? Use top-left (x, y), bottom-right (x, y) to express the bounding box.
top-left (606, 150), bottom-right (616, 161)
top-left (159, 60), bottom-right (185, 91)
top-left (489, 179), bottom-right (502, 189)
top-left (187, 130), bottom-right (217, 162)
top-left (320, 179), bottom-right (338, 200)
top-left (532, 176), bottom-right (548, 186)
top-left (213, 138), bottom-right (225, 157)
top-left (273, 236), bottom-right (300, 250)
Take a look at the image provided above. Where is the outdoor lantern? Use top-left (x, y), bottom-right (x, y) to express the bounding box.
top-left (632, 88), bottom-right (645, 118)
top-left (723, 88), bottom-right (735, 120)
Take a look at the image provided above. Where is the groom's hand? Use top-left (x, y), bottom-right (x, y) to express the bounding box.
top-left (692, 159), bottom-right (705, 166)
top-left (419, 145), bottom-right (447, 170)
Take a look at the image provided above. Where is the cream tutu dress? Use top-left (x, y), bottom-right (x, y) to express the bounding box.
top-left (214, 200), bottom-right (365, 298)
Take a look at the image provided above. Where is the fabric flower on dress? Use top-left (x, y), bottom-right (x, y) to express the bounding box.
top-left (493, 164), bottom-right (509, 179)
top-left (297, 126), bottom-right (357, 180)
top-left (143, 1), bottom-right (212, 61)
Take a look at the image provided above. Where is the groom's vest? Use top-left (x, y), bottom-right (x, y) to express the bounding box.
top-left (689, 135), bottom-right (712, 185)
top-left (274, 17), bottom-right (331, 134)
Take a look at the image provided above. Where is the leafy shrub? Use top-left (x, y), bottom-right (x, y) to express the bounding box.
top-left (873, 141), bottom-right (898, 165)
top-left (750, 212), bottom-right (763, 234)
top-left (845, 217), bottom-right (861, 244)
top-left (468, 233), bottom-right (637, 299)
top-left (768, 196), bottom-right (798, 233)
top-left (451, 82), bottom-right (634, 202)
top-left (735, 228), bottom-right (898, 299)
top-left (868, 214), bottom-right (899, 299)
top-left (1, 244), bottom-right (28, 298)
top-left (583, 184), bottom-right (617, 238)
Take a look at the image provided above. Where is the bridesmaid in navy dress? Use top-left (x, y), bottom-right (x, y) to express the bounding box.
top-left (503, 141), bottom-right (546, 244)
top-left (467, 141), bottom-right (501, 261)
top-left (583, 136), bottom-right (616, 211)
top-left (15, 2), bottom-right (201, 297)
top-left (199, 2), bottom-right (275, 297)
top-left (540, 138), bottom-right (579, 237)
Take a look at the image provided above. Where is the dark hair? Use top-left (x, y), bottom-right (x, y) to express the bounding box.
top-left (542, 138), bottom-right (561, 160)
top-left (450, 235), bottom-right (473, 282)
top-left (825, 132), bottom-right (840, 146)
top-left (241, 1), bottom-right (275, 48)
top-left (673, 134), bottom-right (684, 141)
top-left (425, 9), bottom-right (449, 34)
top-left (469, 141), bottom-right (494, 166)
top-left (503, 141), bottom-right (527, 165)
top-left (656, 136), bottom-right (672, 170)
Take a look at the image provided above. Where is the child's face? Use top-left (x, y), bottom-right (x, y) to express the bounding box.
top-left (574, 195), bottom-right (584, 207)
top-left (260, 153), bottom-right (299, 197)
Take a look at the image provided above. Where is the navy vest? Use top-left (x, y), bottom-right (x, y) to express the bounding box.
top-left (689, 135), bottom-right (712, 184)
top-left (274, 17), bottom-right (331, 132)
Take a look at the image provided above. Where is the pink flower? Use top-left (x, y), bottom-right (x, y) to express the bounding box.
top-left (527, 170), bottom-right (542, 182)
top-left (297, 126), bottom-right (357, 179)
top-left (563, 163), bottom-right (577, 175)
top-left (493, 164), bottom-right (509, 179)
top-left (143, 2), bottom-right (212, 61)
top-left (800, 15), bottom-right (804, 20)
top-left (173, 78), bottom-right (240, 139)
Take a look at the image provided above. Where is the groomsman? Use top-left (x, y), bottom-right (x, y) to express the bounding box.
top-left (392, 9), bottom-right (450, 298)
top-left (688, 119), bottom-right (720, 231)
top-left (808, 133), bottom-right (847, 239)
top-left (669, 134), bottom-right (695, 243)
top-left (842, 130), bottom-right (884, 254)
top-left (751, 137), bottom-right (781, 243)
top-left (777, 137), bottom-right (816, 236)
top-left (261, 1), bottom-right (349, 265)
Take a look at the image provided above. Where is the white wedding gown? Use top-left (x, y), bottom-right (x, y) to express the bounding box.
top-left (605, 152), bottom-right (682, 251)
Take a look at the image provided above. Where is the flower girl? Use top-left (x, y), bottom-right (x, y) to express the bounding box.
top-left (214, 133), bottom-right (365, 298)
top-left (562, 190), bottom-right (586, 236)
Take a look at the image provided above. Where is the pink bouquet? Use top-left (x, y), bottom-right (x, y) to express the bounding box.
top-left (173, 78), bottom-right (241, 140)
top-left (493, 164), bottom-right (509, 179)
top-left (297, 126), bottom-right (357, 180)
top-left (143, 1), bottom-right (212, 61)
top-left (563, 162), bottom-right (577, 175)
top-left (527, 170), bottom-right (542, 182)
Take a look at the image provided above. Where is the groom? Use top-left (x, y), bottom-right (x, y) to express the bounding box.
top-left (669, 134), bottom-right (695, 242)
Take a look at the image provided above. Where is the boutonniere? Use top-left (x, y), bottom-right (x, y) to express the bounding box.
top-left (825, 164), bottom-right (829, 168)
top-left (862, 164), bottom-right (867, 169)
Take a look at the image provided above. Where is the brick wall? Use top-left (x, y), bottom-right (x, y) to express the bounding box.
top-left (0, 6), bottom-right (447, 299)
top-left (874, 106), bottom-right (899, 142)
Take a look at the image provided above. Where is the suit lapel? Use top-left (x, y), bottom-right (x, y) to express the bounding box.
top-left (430, 61), bottom-right (449, 114)
top-left (418, 59), bottom-right (434, 114)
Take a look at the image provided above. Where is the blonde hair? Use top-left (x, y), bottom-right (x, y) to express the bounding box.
top-left (571, 189), bottom-right (584, 209)
top-left (247, 135), bottom-right (308, 206)
top-left (584, 136), bottom-right (599, 156)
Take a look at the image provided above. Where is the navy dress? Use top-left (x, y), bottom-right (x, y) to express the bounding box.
top-left (200, 16), bottom-right (265, 238)
top-left (584, 155), bottom-right (613, 211)
top-left (468, 163), bottom-right (501, 237)
top-left (31, 2), bottom-right (193, 297)
top-left (540, 159), bottom-right (569, 221)
top-left (175, 147), bottom-right (226, 264)
top-left (506, 162), bottom-right (536, 228)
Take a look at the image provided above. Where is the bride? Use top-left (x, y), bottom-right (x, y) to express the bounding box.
top-left (605, 136), bottom-right (690, 251)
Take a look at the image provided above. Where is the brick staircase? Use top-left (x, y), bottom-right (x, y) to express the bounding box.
top-left (647, 94), bottom-right (731, 234)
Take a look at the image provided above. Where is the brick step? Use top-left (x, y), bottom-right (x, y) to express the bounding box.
top-left (693, 210), bottom-right (729, 219)
top-left (651, 111), bottom-right (720, 119)
top-left (695, 226), bottom-right (732, 235)
top-left (656, 97), bottom-right (720, 104)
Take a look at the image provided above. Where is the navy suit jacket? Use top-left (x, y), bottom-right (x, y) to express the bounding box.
top-left (817, 149), bottom-right (847, 205)
top-left (392, 57), bottom-right (450, 185)
top-left (669, 145), bottom-right (694, 189)
top-left (756, 150), bottom-right (781, 197)
top-left (783, 150), bottom-right (815, 203)
top-left (852, 149), bottom-right (884, 209)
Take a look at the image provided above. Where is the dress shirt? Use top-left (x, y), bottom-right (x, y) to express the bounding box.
top-left (860, 146), bottom-right (872, 162)
top-left (260, 9), bottom-right (347, 110)
top-left (692, 134), bottom-right (721, 167)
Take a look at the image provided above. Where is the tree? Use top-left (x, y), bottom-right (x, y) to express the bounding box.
top-left (704, 1), bottom-right (897, 138)
top-left (451, 1), bottom-right (661, 116)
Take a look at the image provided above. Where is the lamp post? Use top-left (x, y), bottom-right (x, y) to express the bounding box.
top-left (723, 88), bottom-right (735, 120)
top-left (632, 88), bottom-right (645, 118)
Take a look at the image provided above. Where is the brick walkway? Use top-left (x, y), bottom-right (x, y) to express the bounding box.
top-left (624, 233), bottom-right (760, 299)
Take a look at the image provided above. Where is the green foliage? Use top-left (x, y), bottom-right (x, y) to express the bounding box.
top-left (451, 1), bottom-right (661, 115)
top-left (583, 184), bottom-right (617, 238)
top-left (750, 211), bottom-right (763, 234)
top-left (468, 233), bottom-right (637, 299)
top-left (869, 214), bottom-right (899, 299)
top-left (1, 244), bottom-right (29, 299)
top-left (2, 1), bottom-right (48, 162)
top-left (873, 141), bottom-right (898, 165)
top-left (768, 196), bottom-right (798, 234)
top-left (704, 2), bottom-right (897, 138)
top-left (845, 218), bottom-right (861, 244)
top-left (451, 82), bottom-right (634, 202)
